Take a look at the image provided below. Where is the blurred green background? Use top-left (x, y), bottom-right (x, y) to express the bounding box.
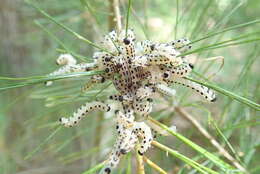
top-left (0, 0), bottom-right (259, 174)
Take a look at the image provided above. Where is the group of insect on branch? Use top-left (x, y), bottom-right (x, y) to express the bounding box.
top-left (46, 29), bottom-right (216, 173)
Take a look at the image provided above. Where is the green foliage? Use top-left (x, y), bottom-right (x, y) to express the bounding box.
top-left (0, 0), bottom-right (259, 174)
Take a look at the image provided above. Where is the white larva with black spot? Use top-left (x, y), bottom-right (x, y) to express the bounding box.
top-left (171, 78), bottom-right (217, 102)
top-left (46, 54), bottom-right (97, 86)
top-left (59, 101), bottom-right (111, 127)
top-left (133, 122), bottom-right (153, 155)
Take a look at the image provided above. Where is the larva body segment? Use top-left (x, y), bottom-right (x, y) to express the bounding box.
top-left (164, 62), bottom-right (193, 79)
top-left (133, 98), bottom-right (153, 117)
top-left (155, 83), bottom-right (176, 97)
top-left (133, 122), bottom-right (153, 155)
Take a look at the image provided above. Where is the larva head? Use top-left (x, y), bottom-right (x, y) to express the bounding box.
top-left (136, 40), bottom-right (154, 55)
top-left (118, 29), bottom-right (136, 44)
top-left (175, 38), bottom-right (190, 48)
top-left (56, 54), bottom-right (77, 65)
top-left (101, 30), bottom-right (119, 53)
top-left (153, 43), bottom-right (183, 66)
top-left (104, 167), bottom-right (111, 174)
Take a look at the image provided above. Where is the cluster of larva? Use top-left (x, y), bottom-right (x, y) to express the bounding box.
top-left (46, 29), bottom-right (216, 173)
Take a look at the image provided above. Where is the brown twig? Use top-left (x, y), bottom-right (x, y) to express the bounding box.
top-left (175, 107), bottom-right (247, 173)
top-left (93, 0), bottom-right (122, 160)
top-left (108, 0), bottom-right (122, 32)
top-left (143, 156), bottom-right (168, 174)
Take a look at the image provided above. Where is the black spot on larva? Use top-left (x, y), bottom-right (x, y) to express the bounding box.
top-left (105, 68), bottom-right (110, 73)
top-left (118, 95), bottom-right (123, 101)
top-left (120, 149), bottom-right (127, 154)
top-left (105, 57), bottom-right (111, 62)
top-left (116, 63), bottom-right (122, 69)
top-left (104, 167), bottom-right (111, 174)
top-left (59, 118), bottom-right (62, 122)
top-left (138, 150), bottom-right (144, 156)
top-left (150, 44), bottom-right (155, 51)
top-left (163, 72), bottom-right (169, 78)
top-left (211, 97), bottom-right (217, 102)
top-left (115, 110), bottom-right (120, 114)
top-left (123, 38), bottom-right (130, 45)
top-left (189, 63), bottom-right (194, 69)
top-left (147, 98), bottom-right (153, 102)
top-left (101, 77), bottom-right (105, 83)
top-left (107, 106), bottom-right (111, 112)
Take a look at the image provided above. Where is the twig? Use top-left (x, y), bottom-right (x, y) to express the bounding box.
top-left (143, 156), bottom-right (168, 174)
top-left (174, 0), bottom-right (179, 39)
top-left (135, 146), bottom-right (145, 174)
top-left (109, 0), bottom-right (122, 32)
top-left (147, 116), bottom-right (234, 171)
top-left (151, 141), bottom-right (218, 174)
top-left (175, 107), bottom-right (247, 173)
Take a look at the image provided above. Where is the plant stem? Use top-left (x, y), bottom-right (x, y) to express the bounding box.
top-left (25, 0), bottom-right (114, 55)
top-left (125, 0), bottom-right (132, 37)
top-left (136, 147), bottom-right (145, 174)
top-left (191, 19), bottom-right (260, 44)
top-left (147, 117), bottom-right (234, 170)
top-left (81, 161), bottom-right (106, 174)
top-left (174, 0), bottom-right (179, 39)
top-left (143, 156), bottom-right (168, 174)
top-left (175, 107), bottom-right (247, 173)
top-left (0, 71), bottom-right (104, 91)
top-left (111, 0), bottom-right (122, 32)
top-left (152, 141), bottom-right (218, 174)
